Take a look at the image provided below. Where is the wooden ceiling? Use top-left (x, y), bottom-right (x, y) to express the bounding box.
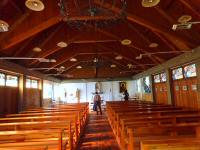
top-left (0, 0), bottom-right (199, 80)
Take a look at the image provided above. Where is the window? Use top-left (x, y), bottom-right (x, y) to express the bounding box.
top-left (184, 64), bottom-right (197, 78)
top-left (6, 75), bottom-right (18, 87)
top-left (0, 73), bottom-right (5, 86)
top-left (26, 79), bottom-right (31, 88)
top-left (43, 82), bottom-right (53, 99)
top-left (154, 74), bottom-right (160, 83)
top-left (160, 73), bottom-right (167, 82)
top-left (26, 79), bottom-right (38, 88)
top-left (172, 68), bottom-right (183, 80)
top-left (32, 80), bottom-right (38, 88)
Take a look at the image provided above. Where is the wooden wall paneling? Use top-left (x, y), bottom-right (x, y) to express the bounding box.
top-left (153, 82), bottom-right (168, 104)
top-left (0, 87), bottom-right (18, 116)
top-left (25, 88), bottom-right (41, 109)
top-left (186, 78), bottom-right (198, 110)
top-left (173, 77), bottom-right (198, 110)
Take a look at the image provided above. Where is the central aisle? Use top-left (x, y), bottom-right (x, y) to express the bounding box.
top-left (78, 111), bottom-right (120, 150)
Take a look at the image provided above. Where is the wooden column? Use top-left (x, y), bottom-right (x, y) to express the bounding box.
top-left (166, 69), bottom-right (173, 105)
top-left (150, 75), bottom-right (156, 103)
top-left (18, 74), bottom-right (26, 112)
top-left (39, 79), bottom-right (43, 107)
top-left (195, 60), bottom-right (200, 109)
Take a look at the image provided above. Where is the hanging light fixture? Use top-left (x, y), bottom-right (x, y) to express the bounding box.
top-left (32, 47), bottom-right (42, 52)
top-left (57, 41), bottom-right (68, 48)
top-left (70, 58), bottom-right (77, 62)
top-left (149, 43), bottom-right (158, 48)
top-left (142, 0), bottom-right (160, 7)
top-left (0, 20), bottom-right (9, 32)
top-left (25, 0), bottom-right (45, 11)
top-left (76, 65), bottom-right (82, 69)
top-left (110, 64), bottom-right (116, 68)
top-left (178, 15), bottom-right (192, 23)
top-left (121, 39), bottom-right (132, 45)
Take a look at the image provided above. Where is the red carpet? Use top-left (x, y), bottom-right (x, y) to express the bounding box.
top-left (78, 112), bottom-right (120, 150)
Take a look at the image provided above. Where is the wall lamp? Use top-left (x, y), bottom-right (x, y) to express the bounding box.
top-left (0, 57), bottom-right (56, 63)
top-left (135, 50), bottom-right (193, 60)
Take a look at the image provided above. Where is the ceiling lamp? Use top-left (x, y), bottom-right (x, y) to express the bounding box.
top-left (149, 43), bottom-right (158, 48)
top-left (0, 20), bottom-right (9, 32)
top-left (121, 39), bottom-right (132, 45)
top-left (25, 0), bottom-right (45, 11)
top-left (142, 0), bottom-right (160, 7)
top-left (57, 41), bottom-right (68, 48)
top-left (178, 15), bottom-right (192, 23)
top-left (115, 55), bottom-right (123, 60)
top-left (70, 58), bottom-right (77, 62)
top-left (110, 64), bottom-right (116, 68)
top-left (32, 47), bottom-right (42, 52)
top-left (76, 65), bottom-right (82, 69)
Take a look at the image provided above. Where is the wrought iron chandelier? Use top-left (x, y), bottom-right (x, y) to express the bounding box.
top-left (58, 0), bottom-right (127, 28)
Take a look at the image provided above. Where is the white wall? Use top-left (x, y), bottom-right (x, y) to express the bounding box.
top-left (58, 80), bottom-right (137, 103)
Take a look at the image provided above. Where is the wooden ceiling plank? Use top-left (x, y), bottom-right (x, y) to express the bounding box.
top-left (28, 24), bottom-right (64, 65)
top-left (0, 16), bottom-right (62, 50)
top-left (44, 52), bottom-right (78, 73)
top-left (72, 39), bottom-right (118, 44)
top-left (94, 0), bottom-right (194, 50)
top-left (88, 24), bottom-right (165, 64)
top-left (0, 12), bottom-right (30, 44)
top-left (9, 1), bottom-right (24, 14)
top-left (14, 36), bottom-right (35, 56)
top-left (153, 31), bottom-right (178, 52)
top-left (178, 0), bottom-right (200, 19)
top-left (154, 6), bottom-right (199, 45)
top-left (97, 44), bottom-right (146, 69)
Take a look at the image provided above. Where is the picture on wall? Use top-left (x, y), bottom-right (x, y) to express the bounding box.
top-left (172, 67), bottom-right (183, 80)
top-left (119, 82), bottom-right (127, 93)
top-left (160, 72), bottom-right (167, 82)
top-left (154, 74), bottom-right (160, 83)
top-left (184, 64), bottom-right (197, 78)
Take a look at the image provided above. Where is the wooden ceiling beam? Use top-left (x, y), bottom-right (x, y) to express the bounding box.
top-left (154, 6), bottom-right (199, 45)
top-left (97, 45), bottom-right (146, 69)
top-left (72, 39), bottom-right (118, 44)
top-left (0, 16), bottom-right (62, 50)
top-left (44, 50), bottom-right (114, 73)
top-left (178, 0), bottom-right (200, 19)
top-left (88, 25), bottom-right (165, 64)
top-left (29, 34), bottom-right (83, 66)
top-left (14, 36), bottom-right (35, 56)
top-left (94, 0), bottom-right (194, 50)
top-left (28, 24), bottom-right (64, 65)
top-left (9, 1), bottom-right (24, 14)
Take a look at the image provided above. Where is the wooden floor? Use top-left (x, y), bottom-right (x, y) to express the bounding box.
top-left (78, 111), bottom-right (120, 150)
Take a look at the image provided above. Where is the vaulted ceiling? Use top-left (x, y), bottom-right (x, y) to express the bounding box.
top-left (0, 0), bottom-right (199, 80)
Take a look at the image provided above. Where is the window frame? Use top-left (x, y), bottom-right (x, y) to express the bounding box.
top-left (5, 74), bottom-right (18, 87)
top-left (183, 63), bottom-right (197, 79)
top-left (26, 78), bottom-right (39, 89)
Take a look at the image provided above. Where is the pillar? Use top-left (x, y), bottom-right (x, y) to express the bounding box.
top-left (166, 69), bottom-right (173, 105)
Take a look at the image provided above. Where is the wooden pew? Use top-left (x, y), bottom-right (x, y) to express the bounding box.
top-left (125, 122), bottom-right (200, 150)
top-left (140, 137), bottom-right (200, 150)
top-left (106, 101), bottom-right (200, 150)
top-left (0, 103), bottom-right (89, 150)
top-left (0, 129), bottom-right (70, 150)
